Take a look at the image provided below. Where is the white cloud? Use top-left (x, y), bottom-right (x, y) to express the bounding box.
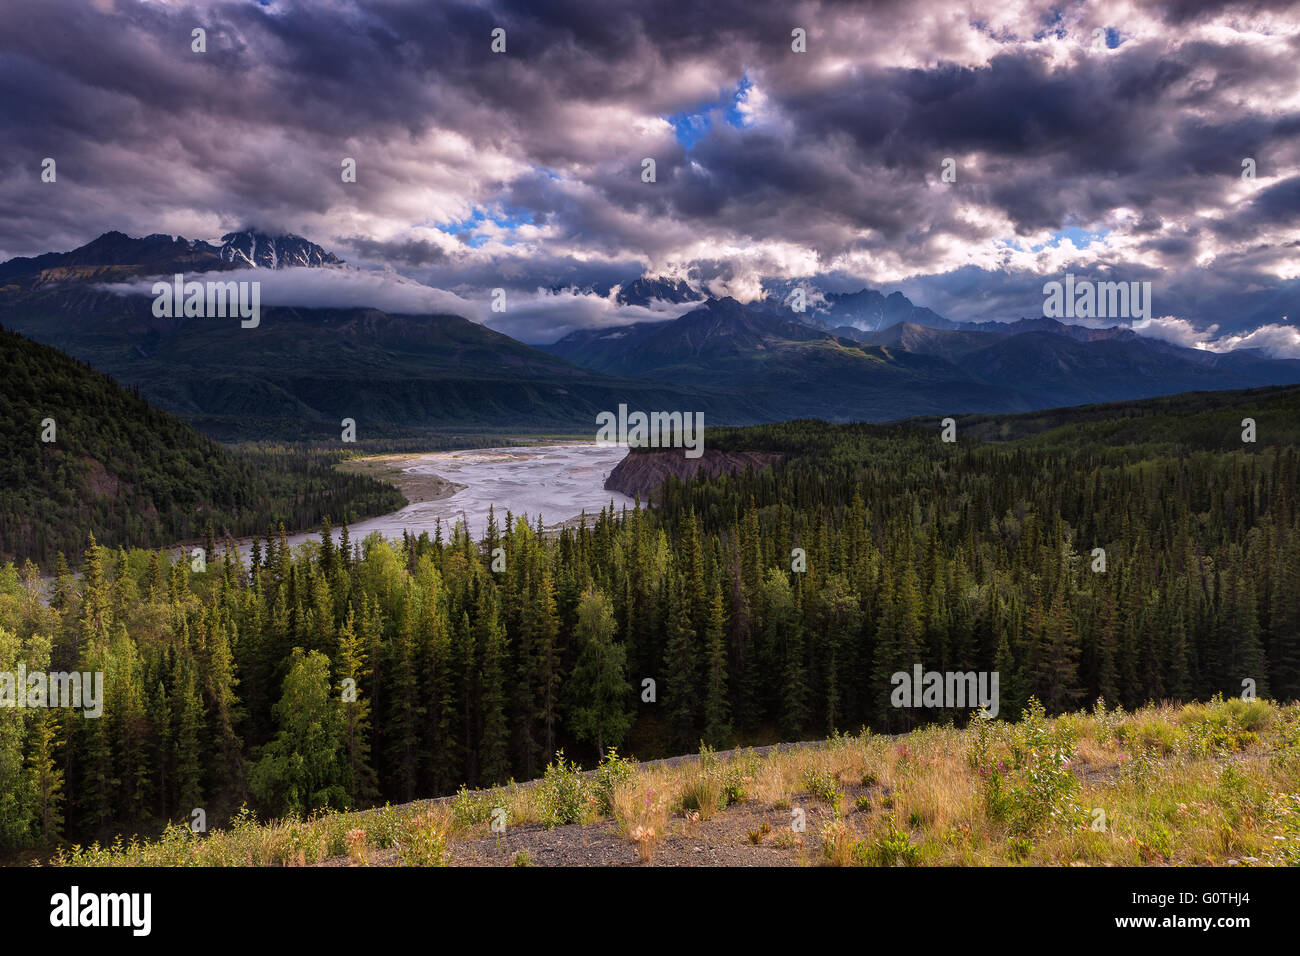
top-left (1131, 315), bottom-right (1300, 358)
top-left (97, 266), bottom-right (707, 344)
top-left (1208, 322), bottom-right (1300, 359)
top-left (97, 266), bottom-right (477, 318)
top-left (1130, 315), bottom-right (1219, 349)
top-left (484, 287), bottom-right (702, 343)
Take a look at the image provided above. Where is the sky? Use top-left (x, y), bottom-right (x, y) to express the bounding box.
top-left (1, 0), bottom-right (1298, 349)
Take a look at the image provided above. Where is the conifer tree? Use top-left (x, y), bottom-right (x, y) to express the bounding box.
top-left (476, 586), bottom-right (511, 785)
top-left (702, 580), bottom-right (731, 745)
top-left (1032, 581), bottom-right (1081, 712)
top-left (27, 707), bottom-right (64, 844)
top-left (663, 573), bottom-right (698, 750)
top-left (336, 608), bottom-right (378, 806)
top-left (174, 662), bottom-right (205, 818)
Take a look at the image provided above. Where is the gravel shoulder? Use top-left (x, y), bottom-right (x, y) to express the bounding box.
top-left (320, 739), bottom-right (887, 867)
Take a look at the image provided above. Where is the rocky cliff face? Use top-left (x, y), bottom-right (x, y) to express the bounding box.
top-left (605, 448), bottom-right (782, 501)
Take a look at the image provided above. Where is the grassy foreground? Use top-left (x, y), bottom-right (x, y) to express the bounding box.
top-left (42, 696), bottom-right (1300, 867)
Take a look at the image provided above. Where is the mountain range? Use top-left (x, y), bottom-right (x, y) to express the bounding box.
top-left (0, 229), bottom-right (341, 289)
top-left (3, 229), bottom-right (1299, 439)
top-left (546, 297), bottom-right (1300, 414)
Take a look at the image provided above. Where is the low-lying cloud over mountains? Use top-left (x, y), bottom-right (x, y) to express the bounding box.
top-left (8, 226), bottom-right (1298, 358)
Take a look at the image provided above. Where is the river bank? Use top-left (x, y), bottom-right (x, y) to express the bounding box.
top-left (336, 453), bottom-right (468, 505)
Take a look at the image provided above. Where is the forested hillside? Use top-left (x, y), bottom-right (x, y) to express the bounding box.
top-left (0, 325), bottom-right (405, 566)
top-left (0, 384), bottom-right (1297, 852)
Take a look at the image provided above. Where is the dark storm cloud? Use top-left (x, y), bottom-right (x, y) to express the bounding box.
top-left (0, 0), bottom-right (1296, 343)
top-left (1216, 176), bottom-right (1300, 235)
top-left (341, 235), bottom-right (448, 268)
top-left (1153, 0), bottom-right (1300, 25)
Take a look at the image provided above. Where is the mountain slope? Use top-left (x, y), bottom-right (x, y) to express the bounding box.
top-left (546, 297), bottom-right (1034, 420)
top-left (0, 290), bottom-right (741, 439)
top-left (811, 288), bottom-right (958, 331)
top-left (546, 297), bottom-right (827, 378)
top-left (615, 276), bottom-right (704, 307)
top-left (836, 321), bottom-right (996, 361)
top-left (218, 230), bottom-right (342, 269)
top-left (0, 325), bottom-right (404, 565)
top-left (0, 229), bottom-right (341, 290)
top-left (550, 298), bottom-right (1300, 421)
top-left (962, 330), bottom-right (1300, 407)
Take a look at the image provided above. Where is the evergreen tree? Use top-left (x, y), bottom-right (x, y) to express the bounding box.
top-left (702, 580), bottom-right (732, 745)
top-left (27, 708), bottom-right (65, 844)
top-left (662, 573), bottom-right (698, 750)
top-left (476, 586), bottom-right (511, 785)
top-left (336, 608), bottom-right (378, 806)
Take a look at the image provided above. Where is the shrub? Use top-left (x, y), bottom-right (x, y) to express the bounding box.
top-left (679, 743), bottom-right (728, 818)
top-left (1181, 694), bottom-right (1269, 755)
top-left (394, 812), bottom-right (449, 866)
top-left (1265, 793), bottom-right (1300, 866)
top-left (1215, 761), bottom-right (1269, 831)
top-left (1116, 714), bottom-right (1184, 755)
top-left (452, 786), bottom-right (498, 828)
top-left (594, 748), bottom-right (638, 816)
top-left (802, 766), bottom-right (840, 802)
top-left (1119, 747), bottom-right (1161, 788)
top-left (721, 772), bottom-right (749, 807)
top-left (1092, 696), bottom-right (1123, 742)
top-left (367, 804), bottom-right (403, 849)
top-left (981, 697), bottom-right (1084, 837)
top-left (537, 751), bottom-right (588, 828)
top-left (866, 818), bottom-right (922, 867)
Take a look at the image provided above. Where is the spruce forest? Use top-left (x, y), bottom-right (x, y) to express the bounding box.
top-left (1, 385), bottom-right (1297, 851)
top-left (0, 325), bottom-right (409, 567)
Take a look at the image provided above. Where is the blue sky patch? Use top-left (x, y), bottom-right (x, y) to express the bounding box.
top-left (437, 206), bottom-right (535, 248)
top-left (667, 76), bottom-right (753, 149)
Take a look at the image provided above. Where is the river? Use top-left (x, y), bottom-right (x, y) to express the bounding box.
top-left (253, 441), bottom-right (633, 559)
